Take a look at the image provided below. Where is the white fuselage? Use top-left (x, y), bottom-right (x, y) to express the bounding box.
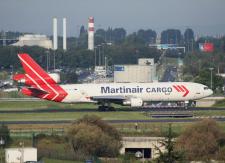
top-left (60, 82), bottom-right (213, 103)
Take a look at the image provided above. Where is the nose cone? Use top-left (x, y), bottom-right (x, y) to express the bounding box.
top-left (208, 89), bottom-right (213, 96)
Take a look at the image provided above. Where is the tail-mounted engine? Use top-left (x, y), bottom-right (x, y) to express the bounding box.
top-left (13, 73), bottom-right (60, 86)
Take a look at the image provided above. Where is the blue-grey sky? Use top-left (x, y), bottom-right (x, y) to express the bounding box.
top-left (1, 0), bottom-right (225, 36)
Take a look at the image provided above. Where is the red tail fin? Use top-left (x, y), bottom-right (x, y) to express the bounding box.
top-left (17, 53), bottom-right (68, 102)
top-left (18, 53), bottom-right (57, 85)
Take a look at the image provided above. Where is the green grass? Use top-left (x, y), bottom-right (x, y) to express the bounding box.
top-left (0, 111), bottom-right (149, 121)
top-left (0, 101), bottom-right (98, 110)
top-left (193, 110), bottom-right (225, 116)
top-left (114, 122), bottom-right (188, 136)
top-left (0, 101), bottom-right (225, 122)
top-left (213, 99), bottom-right (225, 108)
top-left (42, 158), bottom-right (82, 163)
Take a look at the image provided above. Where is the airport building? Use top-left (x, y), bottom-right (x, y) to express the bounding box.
top-left (12, 34), bottom-right (53, 49)
top-left (114, 58), bottom-right (156, 83)
top-left (120, 137), bottom-right (165, 159)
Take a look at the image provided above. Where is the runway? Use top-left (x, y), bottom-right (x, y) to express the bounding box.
top-left (1, 118), bottom-right (225, 125)
top-left (0, 107), bottom-right (225, 113)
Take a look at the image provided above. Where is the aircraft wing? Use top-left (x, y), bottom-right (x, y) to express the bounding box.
top-left (91, 95), bottom-right (126, 102)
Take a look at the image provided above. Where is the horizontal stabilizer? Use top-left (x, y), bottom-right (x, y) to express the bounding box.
top-left (21, 87), bottom-right (49, 96)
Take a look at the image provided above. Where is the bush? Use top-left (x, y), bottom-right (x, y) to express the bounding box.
top-left (66, 115), bottom-right (122, 160)
top-left (0, 124), bottom-right (10, 147)
top-left (176, 119), bottom-right (225, 161)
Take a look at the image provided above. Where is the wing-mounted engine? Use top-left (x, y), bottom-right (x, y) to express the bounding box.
top-left (123, 97), bottom-right (143, 107)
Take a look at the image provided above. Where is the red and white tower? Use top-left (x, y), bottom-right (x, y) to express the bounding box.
top-left (88, 17), bottom-right (94, 50)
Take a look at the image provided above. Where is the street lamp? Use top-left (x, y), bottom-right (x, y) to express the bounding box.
top-left (19, 142), bottom-right (24, 163)
top-left (209, 68), bottom-right (214, 90)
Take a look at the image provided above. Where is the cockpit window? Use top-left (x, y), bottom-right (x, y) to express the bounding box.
top-left (204, 87), bottom-right (209, 90)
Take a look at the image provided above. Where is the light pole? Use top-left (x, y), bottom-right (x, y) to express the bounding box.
top-left (209, 68), bottom-right (214, 90)
top-left (46, 50), bottom-right (49, 72)
top-left (0, 137), bottom-right (5, 163)
top-left (10, 65), bottom-right (13, 79)
top-left (19, 142), bottom-right (24, 163)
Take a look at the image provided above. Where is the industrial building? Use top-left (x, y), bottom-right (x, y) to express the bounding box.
top-left (12, 34), bottom-right (52, 49)
top-left (114, 58), bottom-right (156, 83)
top-left (53, 17), bottom-right (58, 50)
top-left (63, 18), bottom-right (67, 51)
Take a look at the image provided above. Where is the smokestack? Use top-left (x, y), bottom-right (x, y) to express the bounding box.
top-left (88, 16), bottom-right (94, 50)
top-left (63, 18), bottom-right (67, 51)
top-left (53, 17), bottom-right (58, 50)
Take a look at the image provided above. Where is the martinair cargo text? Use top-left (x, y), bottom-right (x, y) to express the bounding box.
top-left (13, 53), bottom-right (213, 110)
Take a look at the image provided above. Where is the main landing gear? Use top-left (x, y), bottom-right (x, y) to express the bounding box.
top-left (98, 102), bottom-right (115, 111)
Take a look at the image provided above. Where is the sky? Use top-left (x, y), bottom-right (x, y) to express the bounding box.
top-left (1, 0), bottom-right (225, 37)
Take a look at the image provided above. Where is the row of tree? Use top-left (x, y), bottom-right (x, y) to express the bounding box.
top-left (78, 27), bottom-right (195, 46)
top-left (0, 41), bottom-right (161, 73)
top-left (78, 27), bottom-right (225, 53)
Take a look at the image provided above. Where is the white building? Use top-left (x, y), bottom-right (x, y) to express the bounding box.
top-left (114, 58), bottom-right (156, 83)
top-left (12, 34), bottom-right (53, 49)
top-left (5, 148), bottom-right (37, 163)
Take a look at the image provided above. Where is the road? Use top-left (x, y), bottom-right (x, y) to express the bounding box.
top-left (161, 66), bottom-right (177, 82)
top-left (0, 107), bottom-right (225, 114)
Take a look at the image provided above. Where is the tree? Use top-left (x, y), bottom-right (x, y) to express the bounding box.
top-left (194, 69), bottom-right (224, 91)
top-left (137, 29), bottom-right (157, 44)
top-left (0, 124), bottom-right (10, 147)
top-left (176, 119), bottom-right (225, 161)
top-left (161, 29), bottom-right (182, 44)
top-left (66, 115), bottom-right (122, 160)
top-left (184, 28), bottom-right (194, 52)
top-left (154, 124), bottom-right (185, 163)
top-left (78, 26), bottom-right (88, 48)
top-left (112, 28), bottom-right (126, 44)
top-left (184, 28), bottom-right (194, 43)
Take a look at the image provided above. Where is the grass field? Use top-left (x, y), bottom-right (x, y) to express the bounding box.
top-left (0, 111), bottom-right (149, 121)
top-left (42, 158), bottom-right (82, 163)
top-left (213, 99), bottom-right (225, 108)
top-left (0, 101), bottom-right (98, 110)
top-left (0, 101), bottom-right (225, 122)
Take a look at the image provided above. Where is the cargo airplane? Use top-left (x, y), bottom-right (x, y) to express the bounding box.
top-left (13, 53), bottom-right (213, 110)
